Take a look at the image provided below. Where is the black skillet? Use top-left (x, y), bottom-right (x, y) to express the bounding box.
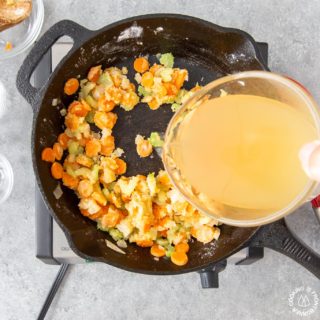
top-left (16, 14), bottom-right (320, 278)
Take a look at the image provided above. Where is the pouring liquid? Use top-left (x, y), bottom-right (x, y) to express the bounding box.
top-left (171, 94), bottom-right (317, 220)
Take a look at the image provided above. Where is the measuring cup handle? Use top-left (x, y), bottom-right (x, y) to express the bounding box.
top-left (249, 219), bottom-right (320, 279)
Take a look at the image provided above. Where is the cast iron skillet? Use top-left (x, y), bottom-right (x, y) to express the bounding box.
top-left (17, 14), bottom-right (320, 278)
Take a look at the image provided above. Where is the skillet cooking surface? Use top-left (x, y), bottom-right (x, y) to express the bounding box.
top-left (33, 15), bottom-right (266, 274)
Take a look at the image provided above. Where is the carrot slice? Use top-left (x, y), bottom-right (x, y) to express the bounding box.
top-left (136, 240), bottom-right (154, 247)
top-left (77, 179), bottom-right (93, 198)
top-left (133, 57), bottom-right (149, 73)
top-left (51, 162), bottom-right (63, 179)
top-left (58, 133), bottom-right (70, 150)
top-left (150, 244), bottom-right (166, 257)
top-left (62, 172), bottom-right (79, 189)
top-left (87, 65), bottom-right (102, 83)
top-left (41, 148), bottom-right (55, 162)
top-left (141, 71), bottom-right (154, 88)
top-left (85, 139), bottom-right (101, 157)
top-left (171, 251), bottom-right (188, 266)
top-left (53, 142), bottom-right (63, 161)
top-left (175, 242), bottom-right (189, 253)
top-left (64, 78), bottom-right (79, 95)
top-left (68, 101), bottom-right (90, 117)
top-left (115, 158), bottom-right (127, 175)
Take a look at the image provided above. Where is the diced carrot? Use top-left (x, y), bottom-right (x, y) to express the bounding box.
top-left (159, 230), bottom-right (167, 237)
top-left (121, 91), bottom-right (139, 110)
top-left (171, 251), bottom-right (188, 266)
top-left (94, 111), bottom-right (117, 130)
top-left (129, 83), bottom-right (135, 91)
top-left (76, 154), bottom-right (93, 168)
top-left (101, 206), bottom-right (125, 228)
top-left (163, 82), bottom-right (178, 96)
top-left (98, 97), bottom-right (116, 112)
top-left (68, 101), bottom-right (91, 117)
top-left (53, 142), bottom-right (63, 161)
top-left (106, 87), bottom-right (123, 104)
top-left (51, 162), bottom-right (63, 179)
top-left (149, 64), bottom-right (161, 75)
top-left (92, 191), bottom-right (107, 206)
top-left (115, 158), bottom-right (127, 175)
top-left (133, 57), bottom-right (149, 73)
top-left (141, 71), bottom-right (154, 88)
top-left (78, 137), bottom-right (90, 147)
top-left (136, 240), bottom-right (154, 247)
top-left (110, 73), bottom-right (122, 87)
top-left (143, 223), bottom-right (151, 232)
top-left (136, 139), bottom-right (153, 158)
top-left (80, 209), bottom-right (90, 217)
top-left (147, 98), bottom-right (160, 110)
top-left (190, 227), bottom-right (197, 238)
top-left (173, 70), bottom-right (187, 90)
top-left (65, 113), bottom-right (80, 131)
top-left (41, 148), bottom-right (55, 162)
top-left (85, 139), bottom-right (101, 157)
top-left (158, 85), bottom-right (167, 97)
top-left (87, 65), bottom-right (102, 83)
top-left (158, 216), bottom-right (170, 227)
top-left (58, 133), bottom-right (70, 150)
top-left (77, 179), bottom-right (93, 197)
top-left (62, 172), bottom-right (79, 189)
top-left (100, 135), bottom-right (115, 156)
top-left (150, 244), bottom-right (166, 257)
top-left (175, 242), bottom-right (189, 253)
top-left (90, 206), bottom-right (108, 220)
top-left (64, 78), bottom-right (79, 95)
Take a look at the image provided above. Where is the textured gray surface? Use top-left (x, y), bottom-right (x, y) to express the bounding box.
top-left (0, 0), bottom-right (320, 319)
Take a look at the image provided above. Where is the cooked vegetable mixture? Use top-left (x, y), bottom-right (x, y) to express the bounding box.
top-left (41, 53), bottom-right (220, 266)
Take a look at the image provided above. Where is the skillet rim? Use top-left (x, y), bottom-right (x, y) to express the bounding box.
top-left (32, 13), bottom-right (266, 274)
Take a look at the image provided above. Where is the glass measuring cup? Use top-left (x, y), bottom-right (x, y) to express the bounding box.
top-left (163, 71), bottom-right (320, 227)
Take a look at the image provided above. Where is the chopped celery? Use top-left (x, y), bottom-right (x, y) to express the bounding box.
top-left (160, 68), bottom-right (173, 82)
top-left (66, 166), bottom-right (76, 177)
top-left (102, 188), bottom-right (110, 198)
top-left (171, 103), bottom-right (181, 112)
top-left (156, 238), bottom-right (169, 247)
top-left (159, 53), bottom-right (174, 68)
top-left (175, 89), bottom-right (188, 104)
top-left (98, 72), bottom-right (113, 86)
top-left (74, 167), bottom-right (92, 179)
top-left (81, 81), bottom-right (96, 98)
top-left (68, 141), bottom-right (82, 155)
top-left (109, 228), bottom-right (124, 241)
top-left (85, 111), bottom-right (95, 123)
top-left (91, 164), bottom-right (100, 183)
top-left (147, 172), bottom-right (157, 196)
top-left (97, 221), bottom-right (109, 232)
top-left (138, 85), bottom-right (150, 97)
top-left (108, 181), bottom-right (116, 191)
top-left (165, 245), bottom-right (174, 257)
top-left (85, 95), bottom-right (98, 109)
top-left (148, 132), bottom-right (164, 147)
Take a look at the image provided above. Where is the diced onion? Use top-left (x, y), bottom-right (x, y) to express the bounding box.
top-left (116, 239), bottom-right (127, 248)
top-left (105, 240), bottom-right (126, 254)
top-left (52, 98), bottom-right (58, 106)
top-left (53, 183), bottom-right (63, 200)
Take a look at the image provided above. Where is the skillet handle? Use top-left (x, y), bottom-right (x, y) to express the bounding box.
top-left (249, 219), bottom-right (320, 279)
top-left (16, 20), bottom-right (92, 108)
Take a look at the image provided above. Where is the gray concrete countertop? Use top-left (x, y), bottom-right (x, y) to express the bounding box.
top-left (0, 1), bottom-right (319, 319)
